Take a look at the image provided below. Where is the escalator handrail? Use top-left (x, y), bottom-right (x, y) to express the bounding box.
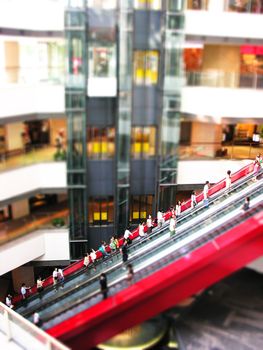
top-left (42, 201), bottom-right (263, 325)
top-left (13, 161), bottom-right (255, 304)
top-left (21, 179), bottom-right (262, 319)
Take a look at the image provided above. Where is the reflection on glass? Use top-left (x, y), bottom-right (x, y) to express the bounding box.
top-left (131, 126), bottom-right (156, 159)
top-left (88, 197), bottom-right (114, 225)
top-left (134, 0), bottom-right (161, 10)
top-left (87, 127), bottom-right (115, 159)
top-left (134, 51), bottom-right (159, 85)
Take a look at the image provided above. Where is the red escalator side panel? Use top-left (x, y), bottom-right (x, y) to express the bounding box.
top-left (48, 211), bottom-right (263, 349)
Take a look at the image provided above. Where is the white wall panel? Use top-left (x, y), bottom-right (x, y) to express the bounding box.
top-left (0, 0), bottom-right (64, 32)
top-left (185, 10), bottom-right (263, 40)
top-left (35, 229), bottom-right (70, 262)
top-left (177, 159), bottom-right (251, 185)
top-left (0, 229), bottom-right (69, 275)
top-left (0, 84), bottom-right (64, 119)
top-left (0, 162), bottom-right (66, 202)
top-left (181, 87), bottom-right (263, 119)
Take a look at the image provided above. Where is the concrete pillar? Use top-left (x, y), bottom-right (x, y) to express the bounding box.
top-left (11, 199), bottom-right (30, 219)
top-left (12, 266), bottom-right (35, 294)
top-left (5, 122), bottom-right (24, 152)
top-left (4, 41), bottom-right (19, 83)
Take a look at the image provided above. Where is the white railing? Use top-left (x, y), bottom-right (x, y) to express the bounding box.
top-left (0, 302), bottom-right (70, 350)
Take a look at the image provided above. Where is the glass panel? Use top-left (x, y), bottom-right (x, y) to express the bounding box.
top-left (187, 0), bottom-right (208, 10)
top-left (131, 126), bottom-right (156, 159)
top-left (134, 0), bottom-right (161, 10)
top-left (134, 51), bottom-right (159, 86)
top-left (87, 127), bottom-right (115, 159)
top-left (88, 197), bottom-right (114, 225)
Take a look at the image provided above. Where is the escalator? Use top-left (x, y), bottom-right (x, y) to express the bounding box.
top-left (15, 165), bottom-right (259, 317)
top-left (16, 175), bottom-right (263, 349)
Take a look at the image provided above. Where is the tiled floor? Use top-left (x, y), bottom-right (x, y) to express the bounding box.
top-left (175, 269), bottom-right (263, 350)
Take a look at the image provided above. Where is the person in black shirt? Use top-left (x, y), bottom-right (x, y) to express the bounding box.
top-left (121, 240), bottom-right (129, 266)
top-left (242, 197), bottom-right (250, 211)
top-left (100, 273), bottom-right (108, 300)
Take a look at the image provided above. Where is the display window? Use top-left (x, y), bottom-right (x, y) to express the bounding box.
top-left (89, 46), bottom-right (116, 78)
top-left (183, 47), bottom-right (203, 72)
top-left (187, 0), bottom-right (208, 10)
top-left (240, 45), bottom-right (263, 74)
top-left (226, 0), bottom-right (263, 13)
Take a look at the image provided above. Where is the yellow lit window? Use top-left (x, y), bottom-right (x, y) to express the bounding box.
top-left (134, 51), bottom-right (159, 86)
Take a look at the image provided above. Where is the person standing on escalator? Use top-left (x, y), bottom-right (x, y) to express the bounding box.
top-left (225, 170), bottom-right (232, 194)
top-left (203, 181), bottom-right (210, 208)
top-left (121, 240), bottom-right (129, 267)
top-left (100, 273), bottom-right (108, 300)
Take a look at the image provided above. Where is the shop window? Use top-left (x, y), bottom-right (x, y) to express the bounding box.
top-left (134, 0), bottom-right (161, 10)
top-left (89, 46), bottom-right (116, 78)
top-left (134, 51), bottom-right (159, 86)
top-left (131, 126), bottom-right (156, 159)
top-left (29, 194), bottom-right (58, 213)
top-left (88, 197), bottom-right (114, 225)
top-left (0, 205), bottom-right (11, 223)
top-left (130, 195), bottom-right (154, 223)
top-left (87, 127), bottom-right (115, 159)
top-left (226, 0), bottom-right (263, 13)
top-left (187, 0), bottom-right (208, 10)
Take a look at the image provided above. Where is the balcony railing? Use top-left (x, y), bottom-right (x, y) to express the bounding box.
top-left (179, 141), bottom-right (263, 160)
top-left (186, 70), bottom-right (263, 89)
top-left (0, 302), bottom-right (69, 350)
top-left (0, 204), bottom-right (69, 246)
top-left (0, 145), bottom-right (65, 173)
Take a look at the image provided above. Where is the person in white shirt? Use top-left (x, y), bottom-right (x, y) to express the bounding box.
top-left (33, 312), bottom-right (42, 327)
top-left (146, 215), bottom-right (153, 235)
top-left (169, 216), bottom-right (176, 236)
top-left (58, 268), bottom-right (64, 284)
top-left (203, 181), bottom-right (210, 208)
top-left (37, 276), bottom-right (44, 294)
top-left (123, 227), bottom-right (132, 244)
top-left (225, 170), bottom-right (232, 192)
top-left (191, 191), bottom-right (197, 208)
top-left (52, 268), bottom-right (58, 289)
top-left (139, 221), bottom-right (145, 237)
top-left (90, 249), bottom-right (97, 270)
top-left (175, 201), bottom-right (181, 217)
top-left (21, 283), bottom-right (31, 299)
top-left (157, 210), bottom-right (164, 228)
top-left (5, 294), bottom-right (14, 309)
top-left (84, 253), bottom-right (90, 269)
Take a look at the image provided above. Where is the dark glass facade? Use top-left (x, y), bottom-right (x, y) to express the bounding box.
top-left (65, 0), bottom-right (184, 259)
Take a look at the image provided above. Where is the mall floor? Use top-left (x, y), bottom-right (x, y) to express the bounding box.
top-left (0, 202), bottom-right (68, 246)
top-left (0, 145), bottom-right (57, 171)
